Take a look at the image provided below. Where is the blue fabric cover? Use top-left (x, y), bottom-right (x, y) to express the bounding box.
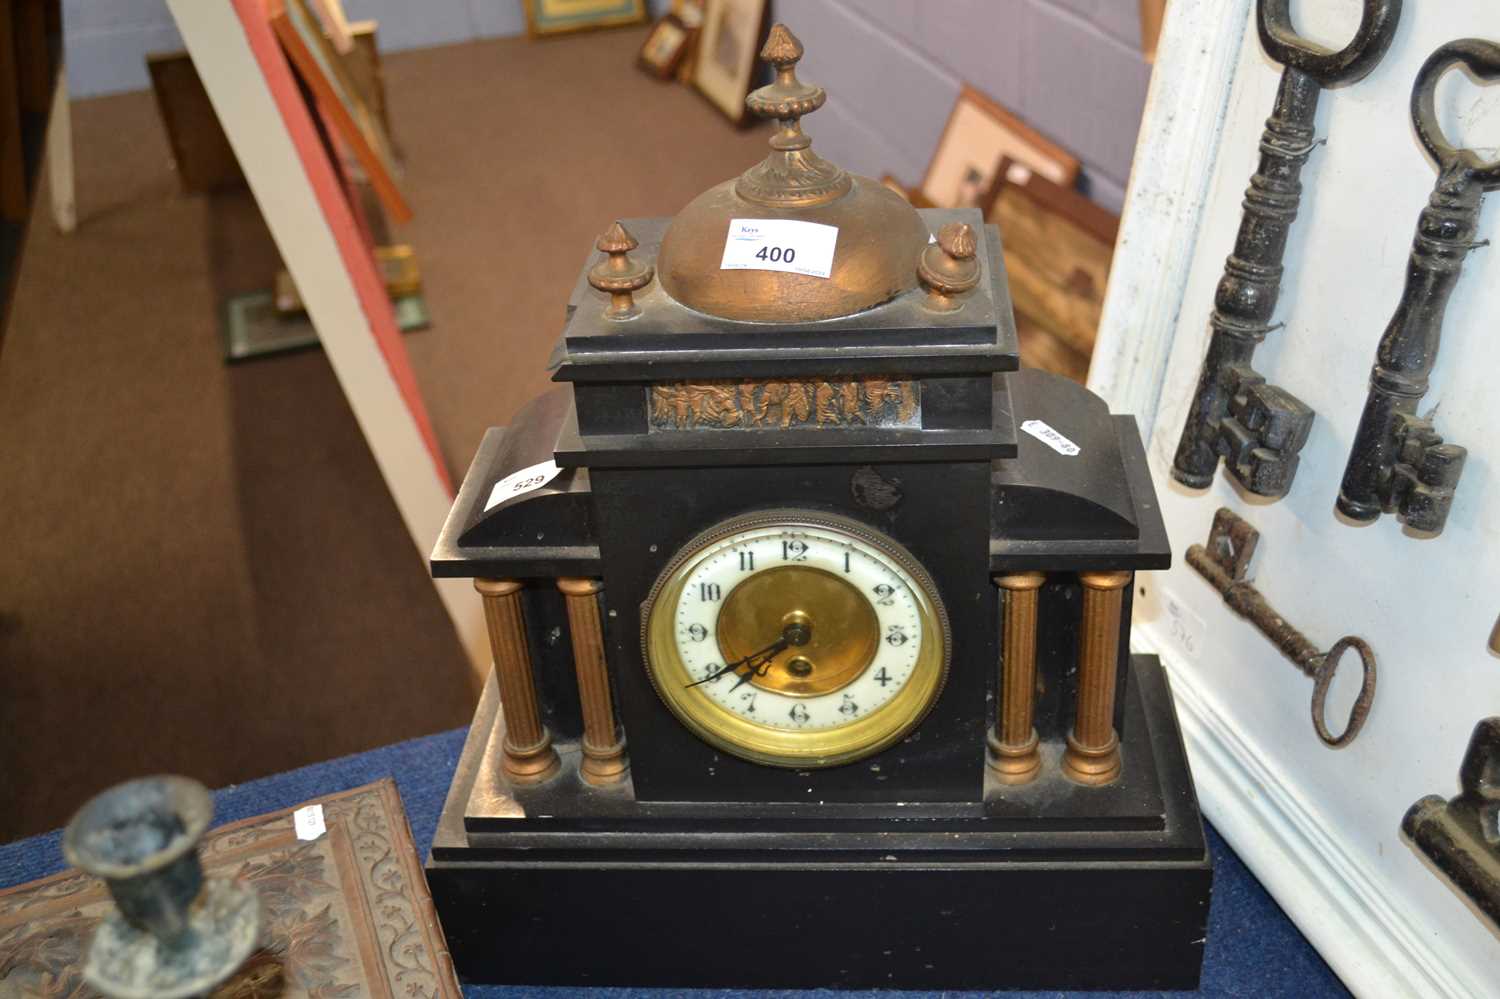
top-left (0, 728), bottom-right (1347, 997)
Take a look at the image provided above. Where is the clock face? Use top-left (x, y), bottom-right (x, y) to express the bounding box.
top-left (641, 511), bottom-right (949, 768)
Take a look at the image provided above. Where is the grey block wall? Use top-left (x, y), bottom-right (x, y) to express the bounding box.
top-left (63, 0), bottom-right (518, 98)
top-left (62, 0), bottom-right (658, 99)
top-left (791, 0), bottom-right (1151, 212)
top-left (64, 0), bottom-right (188, 98)
top-left (64, 0), bottom-right (1149, 210)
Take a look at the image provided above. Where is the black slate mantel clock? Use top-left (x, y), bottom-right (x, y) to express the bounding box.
top-left (426, 26), bottom-right (1210, 991)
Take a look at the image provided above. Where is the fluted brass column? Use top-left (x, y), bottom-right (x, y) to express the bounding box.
top-left (475, 579), bottom-right (560, 784)
top-left (987, 571), bottom-right (1045, 784)
top-left (1063, 570), bottom-right (1131, 785)
top-left (557, 578), bottom-right (629, 785)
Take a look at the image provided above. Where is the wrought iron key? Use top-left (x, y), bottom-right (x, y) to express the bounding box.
top-left (1336, 40), bottom-right (1500, 535)
top-left (1186, 508), bottom-right (1377, 747)
top-left (1173, 0), bottom-right (1401, 498)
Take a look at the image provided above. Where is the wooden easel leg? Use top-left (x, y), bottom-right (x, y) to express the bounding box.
top-left (46, 69), bottom-right (74, 234)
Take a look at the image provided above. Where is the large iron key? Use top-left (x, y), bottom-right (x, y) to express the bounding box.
top-left (1336, 39), bottom-right (1500, 535)
top-left (1173, 0), bottom-right (1402, 498)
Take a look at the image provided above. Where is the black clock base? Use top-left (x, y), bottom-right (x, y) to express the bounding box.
top-left (426, 653), bottom-right (1211, 991)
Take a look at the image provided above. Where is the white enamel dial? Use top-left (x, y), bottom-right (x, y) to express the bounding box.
top-left (672, 525), bottom-right (922, 731)
top-left (642, 512), bottom-right (949, 768)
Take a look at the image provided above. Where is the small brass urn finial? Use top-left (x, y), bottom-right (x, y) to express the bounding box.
top-left (917, 222), bottom-right (980, 312)
top-left (588, 221), bottom-right (654, 320)
top-left (736, 25), bottom-right (852, 208)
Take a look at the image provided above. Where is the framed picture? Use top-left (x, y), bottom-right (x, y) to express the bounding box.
top-left (693, 0), bottom-right (768, 124)
top-left (310, 0), bottom-right (355, 53)
top-left (639, 14), bottom-right (693, 80)
top-left (339, 21), bottom-right (395, 148)
top-left (986, 157), bottom-right (1118, 382)
top-left (147, 52), bottom-right (245, 194)
top-left (269, 0), bottom-right (411, 222)
top-left (670, 0), bottom-right (706, 82)
top-left (920, 85), bottom-right (1079, 209)
top-left (522, 0), bottom-right (646, 38)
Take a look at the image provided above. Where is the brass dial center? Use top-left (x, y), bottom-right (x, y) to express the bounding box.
top-left (716, 566), bottom-right (879, 697)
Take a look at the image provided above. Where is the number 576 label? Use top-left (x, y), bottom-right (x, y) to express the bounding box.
top-left (720, 219), bottom-right (839, 279)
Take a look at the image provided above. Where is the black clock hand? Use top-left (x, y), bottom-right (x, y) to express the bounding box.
top-left (728, 641), bottom-right (788, 690)
top-left (685, 635), bottom-right (790, 688)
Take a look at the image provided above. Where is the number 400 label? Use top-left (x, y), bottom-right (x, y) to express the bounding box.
top-left (720, 219), bottom-right (839, 279)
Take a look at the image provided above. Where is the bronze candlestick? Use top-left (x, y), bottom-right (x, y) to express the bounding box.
top-left (62, 775), bottom-right (260, 999)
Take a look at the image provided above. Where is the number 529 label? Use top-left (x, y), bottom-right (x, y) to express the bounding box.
top-left (484, 459), bottom-right (561, 512)
top-left (720, 219), bottom-right (839, 279)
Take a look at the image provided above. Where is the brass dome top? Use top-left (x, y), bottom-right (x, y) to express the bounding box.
top-left (656, 25), bottom-right (929, 324)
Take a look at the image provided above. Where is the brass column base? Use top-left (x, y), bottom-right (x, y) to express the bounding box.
top-left (579, 734), bottom-right (630, 786)
top-left (986, 727), bottom-right (1041, 785)
top-left (1062, 731), bottom-right (1121, 786)
top-left (557, 576), bottom-right (630, 787)
top-left (501, 732), bottom-right (562, 785)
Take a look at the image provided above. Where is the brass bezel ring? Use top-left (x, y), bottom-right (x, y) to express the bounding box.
top-left (640, 510), bottom-right (950, 769)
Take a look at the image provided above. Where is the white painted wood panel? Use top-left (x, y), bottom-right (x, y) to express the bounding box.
top-left (1095, 2), bottom-right (1500, 995)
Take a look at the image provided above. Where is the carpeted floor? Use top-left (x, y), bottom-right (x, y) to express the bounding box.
top-left (0, 26), bottom-right (770, 841)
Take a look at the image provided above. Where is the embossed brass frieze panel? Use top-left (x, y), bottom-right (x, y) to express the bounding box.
top-left (648, 377), bottom-right (919, 431)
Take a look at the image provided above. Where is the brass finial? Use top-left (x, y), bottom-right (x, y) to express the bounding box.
top-left (937, 222), bottom-right (977, 258)
top-left (588, 221), bottom-right (654, 320)
top-left (917, 222), bottom-right (981, 312)
top-left (759, 23), bottom-right (803, 65)
top-left (747, 25), bottom-right (822, 122)
top-left (596, 222), bottom-right (637, 254)
top-left (736, 24), bottom-right (852, 208)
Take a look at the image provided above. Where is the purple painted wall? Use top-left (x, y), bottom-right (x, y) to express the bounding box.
top-left (792, 0), bottom-right (1152, 211)
top-left (65, 0), bottom-right (1152, 212)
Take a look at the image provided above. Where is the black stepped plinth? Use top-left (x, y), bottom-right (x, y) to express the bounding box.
top-left (426, 653), bottom-right (1210, 991)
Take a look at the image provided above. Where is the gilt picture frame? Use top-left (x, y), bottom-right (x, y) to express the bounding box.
top-left (920, 85), bottom-right (1080, 209)
top-left (523, 0), bottom-right (647, 38)
top-left (693, 0), bottom-right (768, 124)
top-left (639, 14), bottom-right (693, 80)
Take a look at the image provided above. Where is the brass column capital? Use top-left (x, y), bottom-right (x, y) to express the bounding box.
top-left (475, 578), bottom-right (524, 597)
top-left (1077, 570), bottom-right (1131, 591)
